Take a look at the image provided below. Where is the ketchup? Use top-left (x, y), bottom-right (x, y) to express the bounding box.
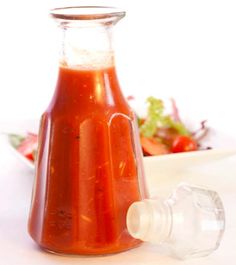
top-left (28, 66), bottom-right (145, 254)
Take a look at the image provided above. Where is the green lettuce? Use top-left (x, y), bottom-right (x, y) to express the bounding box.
top-left (139, 97), bottom-right (190, 138)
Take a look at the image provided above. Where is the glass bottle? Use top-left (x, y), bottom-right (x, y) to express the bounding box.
top-left (127, 183), bottom-right (225, 259)
top-left (28, 6), bottom-right (148, 255)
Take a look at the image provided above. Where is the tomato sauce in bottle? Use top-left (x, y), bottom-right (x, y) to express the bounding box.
top-left (28, 7), bottom-right (148, 255)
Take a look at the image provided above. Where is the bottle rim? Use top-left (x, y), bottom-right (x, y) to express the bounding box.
top-left (50, 6), bottom-right (125, 21)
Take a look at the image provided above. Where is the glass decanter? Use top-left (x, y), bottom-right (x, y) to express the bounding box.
top-left (28, 6), bottom-right (148, 255)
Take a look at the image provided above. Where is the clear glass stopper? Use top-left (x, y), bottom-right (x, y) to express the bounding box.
top-left (127, 183), bottom-right (225, 259)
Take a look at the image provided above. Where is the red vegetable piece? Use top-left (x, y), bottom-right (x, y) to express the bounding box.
top-left (171, 135), bottom-right (198, 153)
top-left (17, 132), bottom-right (38, 161)
top-left (25, 153), bottom-right (34, 161)
top-left (141, 137), bottom-right (170, 156)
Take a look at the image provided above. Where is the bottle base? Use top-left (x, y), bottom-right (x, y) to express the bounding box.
top-left (39, 241), bottom-right (143, 257)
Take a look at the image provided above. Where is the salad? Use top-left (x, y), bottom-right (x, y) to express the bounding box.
top-left (137, 97), bottom-right (209, 156)
top-left (9, 132), bottom-right (38, 162)
top-left (8, 97), bottom-right (209, 163)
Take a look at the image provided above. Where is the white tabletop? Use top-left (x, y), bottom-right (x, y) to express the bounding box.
top-left (0, 134), bottom-right (236, 265)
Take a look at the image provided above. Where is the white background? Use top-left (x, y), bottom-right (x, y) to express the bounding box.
top-left (0, 2), bottom-right (236, 264)
top-left (0, 0), bottom-right (236, 133)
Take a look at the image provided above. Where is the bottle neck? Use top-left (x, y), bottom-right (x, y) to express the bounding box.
top-left (60, 24), bottom-right (115, 69)
top-left (127, 199), bottom-right (172, 244)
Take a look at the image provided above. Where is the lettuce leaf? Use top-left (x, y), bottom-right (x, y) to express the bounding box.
top-left (140, 97), bottom-right (190, 138)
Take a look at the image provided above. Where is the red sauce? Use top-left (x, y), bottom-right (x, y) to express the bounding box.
top-left (28, 66), bottom-right (146, 255)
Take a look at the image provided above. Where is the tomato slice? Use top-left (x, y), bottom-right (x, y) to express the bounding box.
top-left (25, 153), bottom-right (35, 161)
top-left (171, 135), bottom-right (198, 153)
top-left (140, 137), bottom-right (170, 156)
